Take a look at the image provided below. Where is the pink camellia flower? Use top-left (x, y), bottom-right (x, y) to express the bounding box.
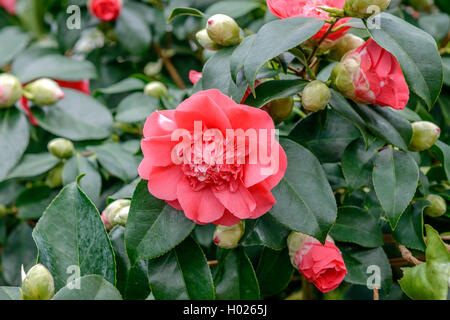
top-left (0, 0), bottom-right (15, 14)
top-left (288, 232), bottom-right (347, 293)
top-left (138, 89), bottom-right (287, 226)
top-left (266, 0), bottom-right (351, 41)
top-left (331, 38), bottom-right (409, 110)
top-left (88, 0), bottom-right (122, 22)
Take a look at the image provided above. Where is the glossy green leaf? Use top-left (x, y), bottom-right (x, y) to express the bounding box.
top-left (430, 141), bottom-right (450, 180)
top-left (33, 182), bottom-right (116, 291)
top-left (241, 215), bottom-right (290, 250)
top-left (53, 275), bottom-right (122, 300)
top-left (16, 185), bottom-right (57, 220)
top-left (330, 206), bottom-right (383, 248)
top-left (392, 201), bottom-right (428, 251)
top-left (418, 13), bottom-right (450, 42)
top-left (147, 237), bottom-right (214, 300)
top-left (115, 93), bottom-right (158, 123)
top-left (270, 138), bottom-right (337, 243)
top-left (365, 13), bottom-right (443, 109)
top-left (243, 79), bottom-right (307, 108)
top-left (244, 17), bottom-right (324, 91)
top-left (95, 78), bottom-right (146, 95)
top-left (0, 108), bottom-right (30, 181)
top-left (0, 26), bottom-right (30, 68)
top-left (125, 180), bottom-right (195, 265)
top-left (167, 7), bottom-right (204, 23)
top-left (7, 153), bottom-right (59, 180)
top-left (0, 287), bottom-right (21, 300)
top-left (230, 34), bottom-right (256, 82)
top-left (205, 1), bottom-right (260, 19)
top-left (372, 148), bottom-right (419, 229)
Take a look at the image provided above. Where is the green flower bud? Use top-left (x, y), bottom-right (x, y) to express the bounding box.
top-left (103, 199), bottom-right (131, 228)
top-left (21, 264), bottom-right (55, 300)
top-left (144, 81), bottom-right (168, 98)
top-left (0, 74), bottom-right (22, 108)
top-left (47, 138), bottom-right (75, 159)
top-left (0, 204), bottom-right (6, 217)
top-left (144, 59), bottom-right (163, 77)
top-left (301, 80), bottom-right (331, 112)
top-left (206, 14), bottom-right (242, 47)
top-left (263, 97), bottom-right (294, 124)
top-left (424, 194), bottom-right (447, 218)
top-left (195, 29), bottom-right (222, 51)
top-left (344, 0), bottom-right (391, 18)
top-left (45, 163), bottom-right (64, 189)
top-left (408, 121), bottom-right (440, 152)
top-left (328, 34), bottom-right (365, 61)
top-left (23, 78), bottom-right (65, 106)
top-left (213, 221), bottom-right (245, 249)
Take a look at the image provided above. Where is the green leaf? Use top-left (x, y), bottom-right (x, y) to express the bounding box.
top-left (399, 225), bottom-right (450, 300)
top-left (0, 108), bottom-right (30, 181)
top-left (95, 78), bottom-right (146, 96)
top-left (214, 248), bottom-right (260, 299)
top-left (125, 180), bottom-right (195, 265)
top-left (16, 185), bottom-right (57, 220)
top-left (205, 1), bottom-right (261, 19)
top-left (341, 137), bottom-right (384, 190)
top-left (13, 54), bottom-right (96, 83)
top-left (256, 247), bottom-right (294, 297)
top-left (147, 237), bottom-right (214, 300)
top-left (289, 110), bottom-right (361, 163)
top-left (115, 93), bottom-right (158, 123)
top-left (443, 57), bottom-right (450, 87)
top-left (241, 215), bottom-right (290, 250)
top-left (244, 17), bottom-right (324, 91)
top-left (167, 7), bottom-right (204, 23)
top-left (53, 275), bottom-right (122, 300)
top-left (330, 206), bottom-right (384, 248)
top-left (339, 244), bottom-right (392, 291)
top-left (1, 222), bottom-right (37, 286)
top-left (270, 138), bottom-right (337, 243)
top-left (418, 13), bottom-right (450, 42)
top-left (32, 88), bottom-right (113, 141)
top-left (392, 201), bottom-right (428, 251)
top-left (15, 0), bottom-right (45, 36)
top-left (0, 27), bottom-right (30, 68)
top-left (0, 287), bottom-right (21, 300)
top-left (365, 13), bottom-right (443, 109)
top-left (430, 141), bottom-right (450, 180)
top-left (108, 178), bottom-right (140, 202)
top-left (62, 154), bottom-right (102, 206)
top-left (6, 153), bottom-right (59, 180)
top-left (230, 34), bottom-right (256, 83)
top-left (87, 143), bottom-right (140, 182)
top-left (33, 182), bottom-right (116, 291)
top-left (243, 79), bottom-right (307, 108)
top-left (372, 148), bottom-right (419, 229)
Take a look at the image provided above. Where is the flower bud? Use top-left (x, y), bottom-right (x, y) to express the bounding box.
top-left (23, 78), bottom-right (65, 106)
top-left (344, 0), bottom-right (391, 18)
top-left (45, 163), bottom-right (64, 189)
top-left (47, 138), bottom-right (75, 159)
top-left (408, 121), bottom-right (440, 152)
top-left (206, 14), bottom-right (242, 47)
top-left (424, 194), bottom-right (447, 218)
top-left (0, 73), bottom-right (22, 108)
top-left (302, 80), bottom-right (331, 112)
top-left (213, 221), bottom-right (245, 249)
top-left (21, 264), bottom-right (55, 300)
top-left (195, 29), bottom-right (222, 51)
top-left (103, 199), bottom-right (131, 228)
top-left (88, 0), bottom-right (122, 22)
top-left (144, 59), bottom-right (163, 77)
top-left (144, 81), bottom-right (168, 98)
top-left (328, 34), bottom-right (365, 61)
top-left (101, 213), bottom-right (113, 231)
top-left (263, 97), bottom-right (294, 124)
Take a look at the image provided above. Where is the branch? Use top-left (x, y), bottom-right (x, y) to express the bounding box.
top-left (207, 260), bottom-right (218, 266)
top-left (373, 287), bottom-right (379, 300)
top-left (153, 43), bottom-right (186, 89)
top-left (398, 244), bottom-right (424, 265)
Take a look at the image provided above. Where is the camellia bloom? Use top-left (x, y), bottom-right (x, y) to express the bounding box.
top-left (0, 0), bottom-right (15, 14)
top-left (138, 89), bottom-right (287, 226)
top-left (189, 70), bottom-right (203, 85)
top-left (288, 232), bottom-right (347, 293)
top-left (88, 0), bottom-right (122, 21)
top-left (266, 0), bottom-right (351, 41)
top-left (330, 38), bottom-right (409, 110)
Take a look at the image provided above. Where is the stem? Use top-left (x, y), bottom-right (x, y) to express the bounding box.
top-left (153, 43), bottom-right (186, 89)
top-left (307, 19), bottom-right (339, 65)
top-left (207, 260), bottom-right (218, 266)
top-left (373, 287), bottom-right (379, 300)
top-left (398, 244), bottom-right (424, 265)
top-left (301, 277), bottom-right (315, 300)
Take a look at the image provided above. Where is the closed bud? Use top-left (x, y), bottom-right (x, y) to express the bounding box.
top-left (47, 138), bottom-right (75, 159)
top-left (45, 163), bottom-right (64, 188)
top-left (328, 34), bottom-right (365, 61)
top-left (262, 97), bottom-right (294, 124)
top-left (424, 194), bottom-right (446, 218)
top-left (23, 78), bottom-right (64, 106)
top-left (0, 74), bottom-right (22, 108)
top-left (344, 0), bottom-right (391, 18)
top-left (302, 80), bottom-right (331, 112)
top-left (21, 264), bottom-right (55, 300)
top-left (213, 221), bottom-right (245, 249)
top-left (195, 29), bottom-right (222, 51)
top-left (408, 121), bottom-right (440, 152)
top-left (103, 199), bottom-right (131, 228)
top-left (144, 59), bottom-right (163, 77)
top-left (144, 81), bottom-right (168, 98)
top-left (206, 14), bottom-right (242, 47)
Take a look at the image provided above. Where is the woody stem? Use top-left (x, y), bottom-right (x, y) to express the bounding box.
top-left (307, 19), bottom-right (339, 65)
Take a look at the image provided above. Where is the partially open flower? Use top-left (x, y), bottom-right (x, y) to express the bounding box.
top-left (328, 34), bottom-right (365, 61)
top-left (213, 221), bottom-right (245, 249)
top-left (408, 121), bottom-right (440, 152)
top-left (21, 264), bottom-right (55, 300)
top-left (23, 78), bottom-right (65, 106)
top-left (206, 14), bottom-right (242, 47)
top-left (0, 73), bottom-right (22, 108)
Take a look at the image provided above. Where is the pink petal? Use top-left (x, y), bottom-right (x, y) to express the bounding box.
top-left (213, 181), bottom-right (256, 219)
top-left (147, 165), bottom-right (183, 201)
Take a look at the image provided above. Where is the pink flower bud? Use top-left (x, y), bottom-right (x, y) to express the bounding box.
top-left (287, 232), bottom-right (347, 293)
top-left (23, 78), bottom-right (65, 106)
top-left (88, 0), bottom-right (122, 22)
top-left (0, 73), bottom-right (22, 108)
top-left (213, 221), bottom-right (245, 249)
top-left (0, 0), bottom-right (15, 15)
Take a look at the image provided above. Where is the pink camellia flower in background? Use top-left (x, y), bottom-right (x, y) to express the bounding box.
top-left (88, 0), bottom-right (122, 21)
top-left (0, 0), bottom-right (15, 14)
top-left (331, 38), bottom-right (410, 110)
top-left (288, 232), bottom-right (347, 293)
top-left (266, 0), bottom-right (351, 41)
top-left (138, 89), bottom-right (287, 226)
top-left (189, 70), bottom-right (203, 85)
